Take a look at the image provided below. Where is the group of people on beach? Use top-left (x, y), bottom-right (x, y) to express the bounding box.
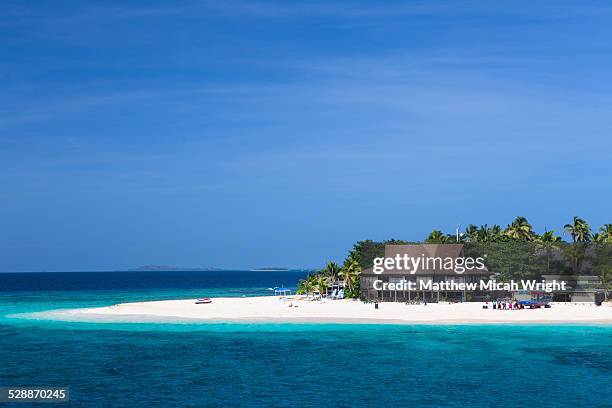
top-left (489, 300), bottom-right (525, 310)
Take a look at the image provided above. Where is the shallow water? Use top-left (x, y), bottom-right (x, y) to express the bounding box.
top-left (1, 272), bottom-right (611, 407)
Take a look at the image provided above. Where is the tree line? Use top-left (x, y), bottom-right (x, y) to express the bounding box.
top-left (297, 216), bottom-right (611, 300)
top-left (425, 216), bottom-right (612, 244)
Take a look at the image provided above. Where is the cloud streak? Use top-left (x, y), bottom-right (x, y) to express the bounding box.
top-left (5, 0), bottom-right (612, 25)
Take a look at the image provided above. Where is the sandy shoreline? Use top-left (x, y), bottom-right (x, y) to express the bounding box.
top-left (45, 296), bottom-right (612, 325)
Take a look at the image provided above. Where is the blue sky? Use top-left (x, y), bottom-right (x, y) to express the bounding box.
top-left (1, 1), bottom-right (612, 271)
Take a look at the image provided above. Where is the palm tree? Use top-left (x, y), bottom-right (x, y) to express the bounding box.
top-left (426, 230), bottom-right (450, 243)
top-left (539, 230), bottom-right (561, 243)
top-left (564, 216), bottom-right (591, 242)
top-left (316, 274), bottom-right (328, 296)
top-left (491, 224), bottom-right (503, 242)
top-left (538, 229), bottom-right (561, 274)
top-left (477, 225), bottom-right (494, 242)
top-left (598, 224), bottom-right (612, 243)
top-left (464, 224), bottom-right (479, 242)
top-left (339, 252), bottom-right (361, 298)
top-left (563, 217), bottom-right (592, 274)
top-left (504, 216), bottom-right (535, 241)
top-left (322, 261), bottom-right (341, 283)
top-left (297, 272), bottom-right (316, 296)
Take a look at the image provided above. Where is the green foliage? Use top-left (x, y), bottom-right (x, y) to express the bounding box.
top-left (464, 242), bottom-right (547, 281)
top-left (564, 216), bottom-right (592, 242)
top-left (597, 224), bottom-right (612, 243)
top-left (425, 230), bottom-right (451, 243)
top-left (322, 261), bottom-right (341, 281)
top-left (339, 250), bottom-right (361, 298)
top-left (302, 216), bottom-right (611, 299)
top-left (563, 242), bottom-right (590, 274)
top-left (592, 244), bottom-right (612, 300)
top-left (504, 216), bottom-right (536, 241)
top-left (296, 272), bottom-right (317, 295)
top-left (353, 239), bottom-right (410, 270)
top-left (316, 274), bottom-right (328, 295)
top-left (539, 230), bottom-right (562, 243)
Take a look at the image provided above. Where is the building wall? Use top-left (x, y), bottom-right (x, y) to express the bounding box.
top-left (570, 293), bottom-right (595, 302)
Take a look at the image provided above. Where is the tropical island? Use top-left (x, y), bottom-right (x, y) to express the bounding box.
top-left (39, 216), bottom-right (612, 325)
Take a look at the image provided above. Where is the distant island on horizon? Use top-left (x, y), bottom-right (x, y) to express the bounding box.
top-left (126, 265), bottom-right (224, 272)
top-left (124, 265), bottom-right (303, 272)
top-left (0, 265), bottom-right (318, 273)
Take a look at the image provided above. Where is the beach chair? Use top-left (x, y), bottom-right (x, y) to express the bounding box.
top-left (336, 289), bottom-right (345, 299)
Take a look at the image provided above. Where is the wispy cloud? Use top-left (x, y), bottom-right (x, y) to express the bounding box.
top-left (5, 0), bottom-right (612, 26)
top-left (185, 0), bottom-right (612, 20)
top-left (4, 46), bottom-right (612, 140)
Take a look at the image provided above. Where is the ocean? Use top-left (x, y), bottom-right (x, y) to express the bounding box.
top-left (1, 271), bottom-right (611, 407)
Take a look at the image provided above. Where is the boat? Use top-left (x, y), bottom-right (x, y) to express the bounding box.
top-left (195, 298), bottom-right (212, 304)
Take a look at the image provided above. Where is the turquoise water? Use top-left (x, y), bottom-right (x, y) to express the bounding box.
top-left (1, 272), bottom-right (611, 407)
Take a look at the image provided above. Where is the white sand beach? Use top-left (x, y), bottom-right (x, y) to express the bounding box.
top-left (60, 296), bottom-right (612, 324)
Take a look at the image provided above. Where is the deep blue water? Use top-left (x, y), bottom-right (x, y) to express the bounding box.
top-left (1, 271), bottom-right (611, 408)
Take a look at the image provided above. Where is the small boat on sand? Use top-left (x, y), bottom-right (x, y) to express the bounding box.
top-left (195, 298), bottom-right (212, 304)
